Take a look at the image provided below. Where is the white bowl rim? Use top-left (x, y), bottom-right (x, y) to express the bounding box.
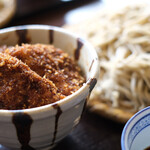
top-left (0, 24), bottom-right (99, 115)
top-left (121, 106), bottom-right (150, 150)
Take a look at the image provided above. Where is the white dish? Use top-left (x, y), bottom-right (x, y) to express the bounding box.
top-left (121, 106), bottom-right (150, 150)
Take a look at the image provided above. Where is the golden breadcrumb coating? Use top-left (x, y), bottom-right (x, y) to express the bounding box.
top-left (0, 53), bottom-right (64, 110)
top-left (0, 44), bottom-right (85, 110)
top-left (3, 44), bottom-right (85, 96)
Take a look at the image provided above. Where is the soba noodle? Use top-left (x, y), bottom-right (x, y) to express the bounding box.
top-left (65, 3), bottom-right (150, 112)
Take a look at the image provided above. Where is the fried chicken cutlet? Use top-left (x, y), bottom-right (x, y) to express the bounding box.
top-left (3, 44), bottom-right (85, 96)
top-left (0, 53), bottom-right (63, 110)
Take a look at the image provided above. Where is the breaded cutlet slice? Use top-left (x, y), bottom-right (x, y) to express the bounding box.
top-left (0, 53), bottom-right (63, 110)
top-left (3, 44), bottom-right (85, 96)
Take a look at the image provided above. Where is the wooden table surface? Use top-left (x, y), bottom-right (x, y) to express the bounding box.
top-left (0, 0), bottom-right (125, 150)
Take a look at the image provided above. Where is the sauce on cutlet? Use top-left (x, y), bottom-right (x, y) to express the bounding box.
top-left (0, 44), bottom-right (85, 110)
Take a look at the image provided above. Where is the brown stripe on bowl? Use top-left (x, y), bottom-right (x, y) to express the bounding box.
top-left (89, 59), bottom-right (95, 72)
top-left (16, 29), bottom-right (31, 45)
top-left (74, 38), bottom-right (84, 61)
top-left (49, 29), bottom-right (54, 44)
top-left (87, 78), bottom-right (97, 93)
top-left (12, 112), bottom-right (34, 150)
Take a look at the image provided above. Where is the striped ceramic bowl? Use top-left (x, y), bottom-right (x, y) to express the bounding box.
top-left (0, 25), bottom-right (99, 150)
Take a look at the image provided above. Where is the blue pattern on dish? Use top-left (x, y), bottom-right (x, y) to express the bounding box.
top-left (128, 113), bottom-right (150, 149)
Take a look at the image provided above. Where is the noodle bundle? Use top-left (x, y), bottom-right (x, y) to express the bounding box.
top-left (65, 3), bottom-right (150, 113)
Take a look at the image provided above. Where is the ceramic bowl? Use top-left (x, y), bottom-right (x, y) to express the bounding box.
top-left (121, 106), bottom-right (150, 150)
top-left (0, 25), bottom-right (99, 150)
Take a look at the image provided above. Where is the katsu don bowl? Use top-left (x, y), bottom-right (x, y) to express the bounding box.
top-left (0, 25), bottom-right (99, 149)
